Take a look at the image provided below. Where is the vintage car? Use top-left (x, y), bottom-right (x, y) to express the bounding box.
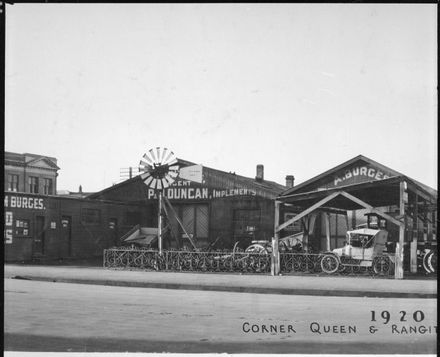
top-left (320, 226), bottom-right (394, 274)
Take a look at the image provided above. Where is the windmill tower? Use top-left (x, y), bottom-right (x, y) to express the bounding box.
top-left (139, 147), bottom-right (201, 253)
top-left (138, 147), bottom-right (179, 254)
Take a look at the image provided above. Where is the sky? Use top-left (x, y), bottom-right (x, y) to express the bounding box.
top-left (5, 4), bottom-right (437, 192)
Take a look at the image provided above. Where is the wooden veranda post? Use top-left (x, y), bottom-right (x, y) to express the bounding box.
top-left (395, 181), bottom-right (407, 279)
top-left (345, 213), bottom-right (350, 231)
top-left (324, 213), bottom-right (331, 251)
top-left (271, 200), bottom-right (281, 276)
top-left (410, 193), bottom-right (418, 273)
top-left (304, 213), bottom-right (317, 252)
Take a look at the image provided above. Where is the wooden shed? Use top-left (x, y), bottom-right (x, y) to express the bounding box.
top-left (4, 192), bottom-right (151, 262)
top-left (89, 159), bottom-right (286, 250)
top-left (273, 155), bottom-right (437, 278)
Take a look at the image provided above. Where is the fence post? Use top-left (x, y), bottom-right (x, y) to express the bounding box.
top-left (272, 200), bottom-right (281, 276)
top-left (271, 237), bottom-right (280, 275)
top-left (395, 181), bottom-right (407, 279)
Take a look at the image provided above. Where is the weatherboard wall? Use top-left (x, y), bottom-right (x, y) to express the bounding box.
top-left (4, 192), bottom-right (151, 262)
top-left (89, 166), bottom-right (285, 249)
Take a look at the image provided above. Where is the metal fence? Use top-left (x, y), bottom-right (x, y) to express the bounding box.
top-left (104, 248), bottom-right (271, 274)
top-left (103, 247), bottom-right (395, 277)
top-left (280, 253), bottom-right (323, 274)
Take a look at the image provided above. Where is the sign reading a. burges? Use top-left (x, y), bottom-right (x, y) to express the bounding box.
top-left (4, 194), bottom-right (46, 210)
top-left (316, 164), bottom-right (395, 191)
top-left (332, 165), bottom-right (393, 187)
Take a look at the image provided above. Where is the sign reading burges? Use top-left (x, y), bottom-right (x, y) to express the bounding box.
top-left (4, 195), bottom-right (46, 244)
top-left (4, 194), bottom-right (46, 210)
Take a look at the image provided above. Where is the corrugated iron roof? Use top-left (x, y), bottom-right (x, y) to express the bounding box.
top-left (280, 155), bottom-right (436, 198)
top-left (89, 158), bottom-right (286, 199)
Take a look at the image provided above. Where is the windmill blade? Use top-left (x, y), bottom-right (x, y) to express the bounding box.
top-left (163, 174), bottom-right (175, 186)
top-left (167, 158), bottom-right (178, 166)
top-left (163, 150), bottom-right (175, 165)
top-left (161, 178), bottom-right (170, 189)
top-left (168, 171), bottom-right (178, 181)
top-left (149, 177), bottom-right (157, 189)
top-left (143, 174), bottom-right (153, 184)
top-left (155, 147), bottom-right (162, 165)
top-left (140, 172), bottom-right (151, 180)
top-left (142, 153), bottom-right (154, 166)
top-left (144, 151), bottom-right (155, 165)
top-left (152, 178), bottom-right (160, 190)
top-left (168, 165), bottom-right (179, 172)
top-left (156, 147), bottom-right (162, 164)
top-left (156, 179), bottom-right (163, 191)
top-left (139, 166), bottom-right (152, 174)
top-left (144, 175), bottom-right (154, 187)
top-left (139, 165), bottom-right (152, 175)
top-left (149, 148), bottom-right (157, 164)
top-left (139, 160), bottom-right (153, 171)
top-left (160, 147), bottom-right (168, 164)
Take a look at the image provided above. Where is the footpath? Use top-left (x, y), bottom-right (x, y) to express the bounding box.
top-left (4, 264), bottom-right (437, 299)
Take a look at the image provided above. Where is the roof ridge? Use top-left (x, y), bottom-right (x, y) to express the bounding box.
top-left (281, 154), bottom-right (436, 197)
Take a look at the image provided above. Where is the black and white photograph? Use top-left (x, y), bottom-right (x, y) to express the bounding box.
top-left (3, 3), bottom-right (437, 356)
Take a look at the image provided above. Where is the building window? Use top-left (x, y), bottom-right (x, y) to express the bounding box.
top-left (28, 176), bottom-right (39, 194)
top-left (43, 178), bottom-right (53, 195)
top-left (15, 219), bottom-right (30, 237)
top-left (7, 174), bottom-right (19, 192)
top-left (232, 208), bottom-right (260, 242)
top-left (283, 213), bottom-right (302, 234)
top-left (81, 208), bottom-right (101, 225)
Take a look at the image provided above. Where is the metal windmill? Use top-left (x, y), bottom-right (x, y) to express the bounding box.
top-left (139, 147), bottom-right (198, 253)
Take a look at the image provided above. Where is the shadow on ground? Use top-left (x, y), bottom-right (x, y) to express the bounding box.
top-left (4, 333), bottom-right (436, 354)
top-left (8, 257), bottom-right (104, 267)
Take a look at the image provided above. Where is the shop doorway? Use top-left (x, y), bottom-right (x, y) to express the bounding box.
top-left (175, 204), bottom-right (209, 248)
top-left (33, 216), bottom-right (45, 255)
top-left (61, 216), bottom-right (72, 257)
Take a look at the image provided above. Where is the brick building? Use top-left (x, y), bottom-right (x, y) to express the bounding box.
top-left (4, 151), bottom-right (59, 195)
top-left (4, 151), bottom-right (152, 262)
